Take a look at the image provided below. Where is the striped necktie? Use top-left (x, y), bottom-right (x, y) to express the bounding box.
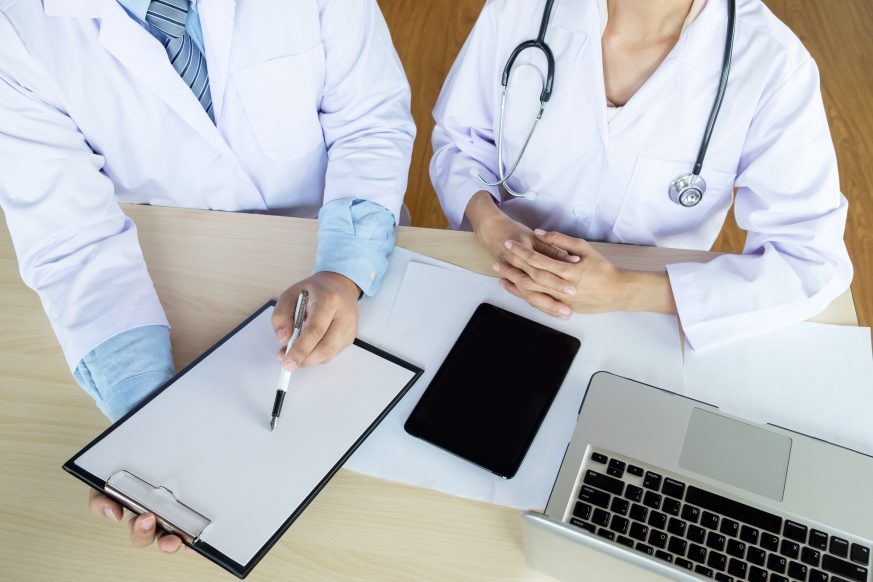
top-left (146, 0), bottom-right (214, 120)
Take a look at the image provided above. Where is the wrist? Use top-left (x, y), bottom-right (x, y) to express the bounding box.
top-left (619, 270), bottom-right (678, 314)
top-left (464, 190), bottom-right (501, 232)
top-left (316, 271), bottom-right (362, 301)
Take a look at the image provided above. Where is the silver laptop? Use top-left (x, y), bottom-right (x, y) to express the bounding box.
top-left (523, 372), bottom-right (873, 582)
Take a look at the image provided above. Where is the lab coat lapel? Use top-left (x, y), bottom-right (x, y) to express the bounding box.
top-left (95, 0), bottom-right (233, 156)
top-left (197, 0), bottom-right (236, 121)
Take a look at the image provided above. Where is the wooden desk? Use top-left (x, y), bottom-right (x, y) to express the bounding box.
top-left (0, 205), bottom-right (858, 581)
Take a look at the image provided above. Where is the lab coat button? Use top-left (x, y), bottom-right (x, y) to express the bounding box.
top-left (369, 271), bottom-right (376, 280)
top-left (573, 205), bottom-right (591, 220)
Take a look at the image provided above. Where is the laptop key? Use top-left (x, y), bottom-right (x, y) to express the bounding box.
top-left (654, 550), bottom-right (673, 563)
top-left (583, 470), bottom-right (624, 496)
top-left (668, 536), bottom-right (687, 556)
top-left (597, 528), bottom-right (615, 541)
top-left (667, 517), bottom-right (687, 537)
top-left (688, 543), bottom-right (708, 563)
top-left (707, 550), bottom-right (727, 571)
top-left (727, 557), bottom-right (747, 578)
top-left (685, 486), bottom-right (782, 534)
top-left (830, 537), bottom-right (850, 558)
top-left (579, 486), bottom-right (610, 509)
top-left (746, 546), bottom-right (766, 566)
top-left (662, 497), bottom-right (681, 516)
top-left (643, 490), bottom-right (662, 510)
top-left (808, 568), bottom-right (828, 582)
top-left (706, 531), bottom-right (726, 552)
top-left (675, 557), bottom-right (694, 570)
top-left (682, 504), bottom-right (701, 523)
top-left (629, 503), bottom-right (647, 522)
top-left (569, 518), bottom-right (596, 534)
top-left (648, 510), bottom-right (667, 530)
top-left (761, 532), bottom-right (780, 551)
top-left (781, 539), bottom-right (801, 560)
top-left (802, 546), bottom-right (822, 567)
top-left (643, 471), bottom-right (662, 490)
top-left (662, 478), bottom-right (685, 499)
top-left (719, 518), bottom-right (739, 538)
top-left (694, 565), bottom-right (714, 578)
top-left (610, 497), bottom-right (629, 516)
top-left (726, 538), bottom-right (745, 559)
top-left (635, 542), bottom-right (654, 555)
top-left (821, 554), bottom-right (868, 582)
top-left (617, 535), bottom-right (635, 548)
top-left (592, 508), bottom-right (610, 527)
top-left (590, 452), bottom-right (608, 464)
top-left (627, 464), bottom-right (644, 477)
top-left (610, 515), bottom-right (629, 535)
top-left (740, 524), bottom-right (760, 545)
top-left (783, 520), bottom-right (808, 544)
top-left (771, 575), bottom-right (789, 582)
top-left (810, 529), bottom-right (829, 551)
top-left (768, 553), bottom-right (788, 574)
top-left (573, 502), bottom-right (592, 520)
top-left (648, 528), bottom-right (668, 549)
top-left (748, 565), bottom-right (768, 582)
top-left (688, 524), bottom-right (707, 544)
top-left (701, 511), bottom-right (720, 530)
top-left (624, 484), bottom-right (643, 503)
top-left (714, 574), bottom-right (732, 582)
top-left (788, 561), bottom-right (809, 580)
top-left (629, 522), bottom-right (649, 542)
top-left (851, 543), bottom-right (870, 565)
top-left (607, 459), bottom-right (625, 478)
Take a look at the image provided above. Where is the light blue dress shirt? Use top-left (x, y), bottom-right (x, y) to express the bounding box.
top-left (74, 1), bottom-right (398, 421)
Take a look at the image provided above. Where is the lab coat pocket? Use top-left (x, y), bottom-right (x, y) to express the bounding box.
top-left (614, 156), bottom-right (736, 249)
top-left (233, 45), bottom-right (325, 161)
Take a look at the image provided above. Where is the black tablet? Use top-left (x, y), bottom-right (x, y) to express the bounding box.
top-left (404, 303), bottom-right (581, 479)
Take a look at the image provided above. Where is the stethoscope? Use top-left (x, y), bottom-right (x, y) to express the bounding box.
top-left (475, 0), bottom-right (737, 207)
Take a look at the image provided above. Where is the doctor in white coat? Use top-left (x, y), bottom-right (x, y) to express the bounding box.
top-left (0, 0), bottom-right (413, 552)
top-left (431, 0), bottom-right (852, 349)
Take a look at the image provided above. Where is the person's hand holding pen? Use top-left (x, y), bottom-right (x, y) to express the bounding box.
top-left (272, 272), bottom-right (361, 376)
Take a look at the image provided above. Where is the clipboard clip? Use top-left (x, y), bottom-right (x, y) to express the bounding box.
top-left (104, 470), bottom-right (212, 544)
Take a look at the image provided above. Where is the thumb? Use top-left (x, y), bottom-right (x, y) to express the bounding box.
top-left (534, 229), bottom-right (595, 256)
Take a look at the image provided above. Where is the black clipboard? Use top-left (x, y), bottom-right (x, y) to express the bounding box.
top-left (63, 300), bottom-right (423, 578)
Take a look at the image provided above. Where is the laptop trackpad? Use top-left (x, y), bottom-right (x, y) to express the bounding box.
top-left (679, 408), bottom-right (791, 501)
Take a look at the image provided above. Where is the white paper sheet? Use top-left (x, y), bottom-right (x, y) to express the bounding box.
top-left (74, 306), bottom-right (417, 567)
top-left (683, 323), bottom-right (873, 457)
top-left (346, 261), bottom-right (686, 509)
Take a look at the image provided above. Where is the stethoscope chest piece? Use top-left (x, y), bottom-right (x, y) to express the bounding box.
top-left (669, 173), bottom-right (707, 207)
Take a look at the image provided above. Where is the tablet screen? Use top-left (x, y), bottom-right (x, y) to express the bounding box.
top-left (404, 303), bottom-right (581, 478)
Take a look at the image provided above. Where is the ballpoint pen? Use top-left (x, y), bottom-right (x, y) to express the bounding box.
top-left (271, 290), bottom-right (309, 432)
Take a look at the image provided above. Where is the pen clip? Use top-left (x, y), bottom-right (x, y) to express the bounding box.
top-left (293, 291), bottom-right (309, 332)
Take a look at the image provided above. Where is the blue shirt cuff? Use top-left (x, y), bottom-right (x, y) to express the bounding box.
top-left (313, 198), bottom-right (397, 297)
top-left (73, 325), bottom-right (175, 422)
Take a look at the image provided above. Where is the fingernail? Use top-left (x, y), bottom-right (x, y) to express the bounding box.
top-left (276, 328), bottom-right (289, 342)
top-left (559, 307), bottom-right (571, 316)
top-left (284, 360), bottom-right (298, 372)
top-left (564, 287), bottom-right (576, 295)
top-left (504, 240), bottom-right (512, 250)
top-left (103, 506), bottom-right (118, 521)
top-left (491, 263), bottom-right (501, 272)
top-left (569, 256), bottom-right (581, 263)
top-left (139, 515), bottom-right (155, 531)
top-left (534, 229), bottom-right (546, 235)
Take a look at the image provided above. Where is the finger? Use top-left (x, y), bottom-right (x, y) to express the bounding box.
top-left (89, 490), bottom-right (122, 522)
top-left (503, 242), bottom-right (578, 294)
top-left (493, 261), bottom-right (556, 298)
top-left (283, 296), bottom-right (335, 370)
top-left (304, 315), bottom-right (356, 366)
top-left (500, 279), bottom-right (572, 320)
top-left (156, 531), bottom-right (183, 553)
top-left (272, 287), bottom-right (302, 344)
top-left (533, 238), bottom-right (581, 263)
top-left (129, 513), bottom-right (157, 548)
top-left (534, 229), bottom-right (597, 256)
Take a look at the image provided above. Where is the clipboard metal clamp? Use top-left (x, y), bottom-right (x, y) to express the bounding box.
top-left (104, 470), bottom-right (212, 544)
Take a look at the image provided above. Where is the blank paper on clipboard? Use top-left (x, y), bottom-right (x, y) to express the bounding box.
top-left (64, 302), bottom-right (421, 578)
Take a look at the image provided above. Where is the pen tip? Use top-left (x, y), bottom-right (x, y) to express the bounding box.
top-left (270, 417), bottom-right (277, 432)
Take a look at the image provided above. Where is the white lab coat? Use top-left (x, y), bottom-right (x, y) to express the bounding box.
top-left (0, 0), bottom-right (414, 369)
top-left (431, 0), bottom-right (852, 350)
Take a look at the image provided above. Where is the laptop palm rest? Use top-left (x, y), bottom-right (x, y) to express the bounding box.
top-left (679, 408), bottom-right (792, 501)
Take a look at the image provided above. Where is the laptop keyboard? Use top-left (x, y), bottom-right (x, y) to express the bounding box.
top-left (565, 450), bottom-right (871, 582)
